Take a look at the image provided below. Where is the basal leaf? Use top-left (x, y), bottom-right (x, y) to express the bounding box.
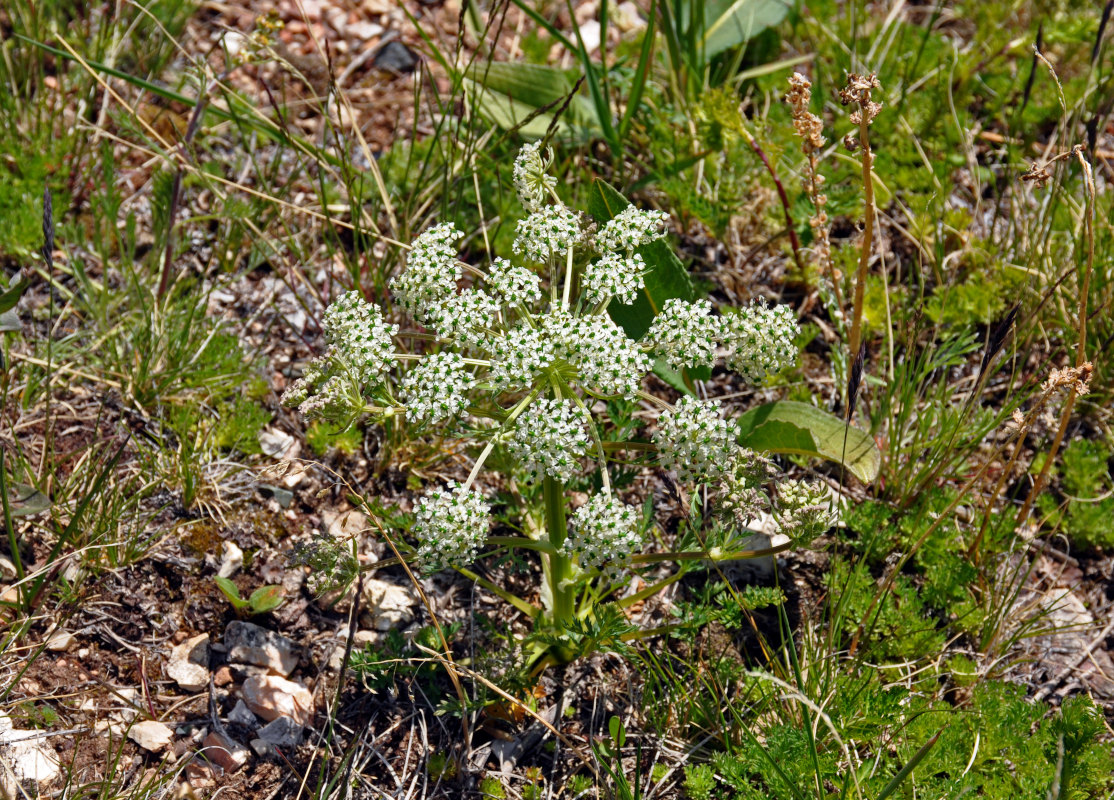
top-left (736, 401), bottom-right (881, 483)
top-left (702, 0), bottom-right (792, 59)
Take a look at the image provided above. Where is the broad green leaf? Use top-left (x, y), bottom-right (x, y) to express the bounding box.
top-left (215, 576), bottom-right (249, 610)
top-left (735, 401), bottom-right (881, 483)
top-left (249, 585), bottom-right (285, 614)
top-left (586, 180), bottom-right (693, 340)
top-left (703, 0), bottom-right (791, 59)
top-left (0, 274), bottom-right (30, 314)
top-left (8, 484), bottom-right (49, 517)
top-left (463, 62), bottom-right (600, 139)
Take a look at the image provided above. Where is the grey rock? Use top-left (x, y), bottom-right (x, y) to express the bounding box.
top-left (373, 41), bottom-right (418, 73)
top-left (227, 700), bottom-right (258, 728)
top-left (257, 716), bottom-right (303, 748)
top-left (224, 621), bottom-right (299, 676)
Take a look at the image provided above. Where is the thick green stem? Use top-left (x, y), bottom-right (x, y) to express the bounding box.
top-left (543, 476), bottom-right (575, 634)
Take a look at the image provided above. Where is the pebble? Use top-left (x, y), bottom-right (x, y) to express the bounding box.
top-left (45, 630), bottom-right (75, 652)
top-left (128, 720), bottom-right (174, 753)
top-left (217, 542), bottom-right (243, 580)
top-left (373, 41), bottom-right (418, 73)
top-left (258, 428), bottom-right (296, 459)
top-left (227, 700), bottom-right (258, 728)
top-left (224, 621), bottom-right (299, 676)
top-left (362, 579), bottom-right (419, 631)
top-left (257, 716), bottom-right (303, 748)
top-left (240, 675), bottom-right (313, 726)
top-left (199, 731), bottom-right (250, 773)
top-left (167, 634), bottom-right (211, 693)
top-left (0, 715), bottom-right (60, 798)
top-left (213, 666), bottom-right (234, 687)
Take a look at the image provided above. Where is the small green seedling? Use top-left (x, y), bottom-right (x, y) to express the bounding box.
top-left (215, 577), bottom-right (284, 615)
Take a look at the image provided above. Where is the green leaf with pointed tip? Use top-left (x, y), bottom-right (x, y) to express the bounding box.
top-left (0, 274), bottom-right (30, 314)
top-left (215, 577), bottom-right (249, 611)
top-left (735, 401), bottom-right (881, 483)
top-left (249, 585), bottom-right (285, 614)
top-left (586, 180), bottom-right (694, 340)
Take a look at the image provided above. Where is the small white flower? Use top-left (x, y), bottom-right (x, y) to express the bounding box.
top-left (596, 206), bottom-right (669, 253)
top-left (320, 291), bottom-right (399, 385)
top-left (402, 352), bottom-right (474, 425)
top-left (424, 288), bottom-right (498, 347)
top-left (654, 396), bottom-right (738, 483)
top-left (547, 313), bottom-right (651, 398)
top-left (513, 206), bottom-right (582, 264)
top-left (507, 398), bottom-right (592, 483)
top-left (513, 142), bottom-right (558, 212)
top-left (723, 300), bottom-right (799, 383)
top-left (488, 324), bottom-right (555, 390)
top-left (565, 494), bottom-right (642, 574)
top-left (644, 298), bottom-right (723, 370)
top-left (414, 483), bottom-right (490, 571)
top-left (391, 222), bottom-right (463, 319)
top-left (583, 252), bottom-right (645, 305)
top-left (487, 258), bottom-right (543, 306)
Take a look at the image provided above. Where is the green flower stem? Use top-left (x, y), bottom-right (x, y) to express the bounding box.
top-left (561, 244), bottom-right (575, 310)
top-left (394, 352), bottom-right (491, 367)
top-left (543, 476), bottom-right (575, 633)
top-left (486, 536), bottom-right (558, 555)
top-left (462, 386), bottom-right (543, 492)
top-left (636, 389), bottom-right (674, 411)
top-left (454, 566), bottom-right (539, 619)
top-left (630, 539), bottom-right (795, 564)
top-left (558, 376), bottom-right (611, 495)
top-left (617, 571), bottom-right (685, 609)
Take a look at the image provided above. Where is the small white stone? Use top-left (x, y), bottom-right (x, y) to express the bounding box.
top-left (577, 19), bottom-right (601, 52)
top-left (128, 720), bottom-right (174, 753)
top-left (224, 621), bottom-right (299, 676)
top-left (167, 634), bottom-right (211, 693)
top-left (0, 716), bottom-right (61, 798)
top-left (361, 579), bottom-right (419, 632)
top-left (240, 675), bottom-right (313, 727)
top-left (217, 542), bottom-right (243, 580)
top-left (258, 428), bottom-right (296, 458)
top-left (45, 630), bottom-right (75, 652)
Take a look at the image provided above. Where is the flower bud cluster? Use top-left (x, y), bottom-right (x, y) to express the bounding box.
top-left (488, 325), bottom-right (556, 390)
top-left (565, 494), bottom-right (642, 574)
top-left (548, 313), bottom-right (652, 398)
top-left (776, 480), bottom-right (835, 543)
top-left (506, 398), bottom-right (591, 482)
top-left (488, 258), bottom-right (542, 307)
top-left (513, 141), bottom-right (557, 212)
top-left (390, 223), bottom-right (462, 319)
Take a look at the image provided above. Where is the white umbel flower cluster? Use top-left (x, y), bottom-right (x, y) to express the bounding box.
top-left (583, 252), bottom-right (645, 306)
top-left (548, 313), bottom-right (653, 397)
top-left (654, 396), bottom-right (738, 483)
top-left (506, 398), bottom-right (591, 482)
top-left (488, 258), bottom-right (542, 307)
top-left (401, 352), bottom-right (474, 425)
top-left (414, 483), bottom-right (490, 572)
top-left (596, 205), bottom-right (669, 252)
top-left (513, 206), bottom-right (582, 264)
top-left (423, 288), bottom-right (498, 346)
top-left (488, 325), bottom-right (556, 390)
top-left (723, 301), bottom-right (800, 383)
top-left (390, 223), bottom-right (462, 318)
top-left (513, 141), bottom-right (557, 212)
top-left (645, 298), bottom-right (722, 370)
top-left (321, 291), bottom-right (399, 384)
top-left (565, 494), bottom-right (642, 574)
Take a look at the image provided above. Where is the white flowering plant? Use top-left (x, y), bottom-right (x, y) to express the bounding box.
top-left (285, 142), bottom-right (834, 667)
